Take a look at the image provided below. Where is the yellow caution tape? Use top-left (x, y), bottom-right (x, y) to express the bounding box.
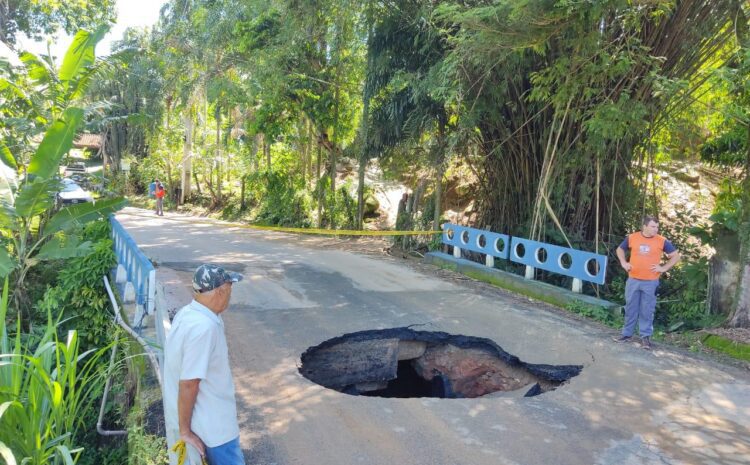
top-left (171, 440), bottom-right (208, 465)
top-left (122, 211), bottom-right (441, 236)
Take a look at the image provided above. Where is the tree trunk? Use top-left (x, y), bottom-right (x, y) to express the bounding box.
top-left (110, 125), bottom-right (120, 173)
top-left (727, 8), bottom-right (750, 328)
top-left (252, 134), bottom-right (260, 172)
top-left (240, 176), bottom-right (246, 211)
top-left (433, 121), bottom-right (447, 231)
top-left (317, 143), bottom-right (323, 228)
top-left (192, 170), bottom-right (202, 196)
top-left (357, 158), bottom-right (367, 230)
top-left (727, 124), bottom-right (750, 328)
top-left (265, 135), bottom-right (271, 171)
top-left (181, 112), bottom-right (193, 204)
top-left (307, 119), bottom-right (314, 184)
top-left (330, 86), bottom-right (340, 228)
top-left (216, 103), bottom-right (222, 204)
top-left (300, 119), bottom-right (307, 186)
top-left (357, 93), bottom-right (370, 230)
top-left (433, 160), bottom-right (445, 231)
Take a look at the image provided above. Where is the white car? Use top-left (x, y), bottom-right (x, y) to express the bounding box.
top-left (64, 162), bottom-right (86, 177)
top-left (57, 178), bottom-right (93, 206)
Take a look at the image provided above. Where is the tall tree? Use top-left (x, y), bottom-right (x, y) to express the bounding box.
top-left (439, 0), bottom-right (736, 245)
top-left (0, 0), bottom-right (115, 46)
top-left (726, 2), bottom-right (750, 327)
top-left (366, 0), bottom-right (454, 231)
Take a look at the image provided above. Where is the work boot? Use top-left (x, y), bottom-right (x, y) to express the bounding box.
top-left (641, 337), bottom-right (652, 350)
top-left (612, 335), bottom-right (631, 343)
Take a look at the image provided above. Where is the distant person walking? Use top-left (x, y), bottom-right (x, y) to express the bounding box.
top-left (164, 264), bottom-right (246, 465)
top-left (155, 180), bottom-right (165, 216)
top-left (613, 215), bottom-right (680, 350)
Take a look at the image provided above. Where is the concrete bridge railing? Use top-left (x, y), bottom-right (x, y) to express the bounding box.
top-left (110, 217), bottom-right (165, 356)
top-left (440, 223), bottom-right (608, 293)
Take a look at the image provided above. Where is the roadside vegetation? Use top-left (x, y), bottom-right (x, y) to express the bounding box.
top-left (89, 0), bottom-right (748, 335)
top-left (0, 19), bottom-right (154, 465)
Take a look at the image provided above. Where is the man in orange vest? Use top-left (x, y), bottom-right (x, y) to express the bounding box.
top-left (613, 215), bottom-right (680, 350)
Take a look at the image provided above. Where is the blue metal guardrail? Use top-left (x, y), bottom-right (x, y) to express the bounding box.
top-left (110, 216), bottom-right (156, 317)
top-left (442, 223), bottom-right (510, 259)
top-left (441, 223), bottom-right (608, 291)
top-left (509, 237), bottom-right (607, 285)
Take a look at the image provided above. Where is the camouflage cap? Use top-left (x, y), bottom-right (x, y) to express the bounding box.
top-left (192, 264), bottom-right (243, 293)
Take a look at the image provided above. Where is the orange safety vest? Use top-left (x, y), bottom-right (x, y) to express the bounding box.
top-left (156, 186), bottom-right (165, 198)
top-left (627, 232), bottom-right (667, 281)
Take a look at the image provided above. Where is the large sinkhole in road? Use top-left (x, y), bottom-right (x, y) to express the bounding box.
top-left (299, 328), bottom-right (582, 399)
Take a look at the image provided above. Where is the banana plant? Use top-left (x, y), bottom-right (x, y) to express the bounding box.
top-left (0, 28), bottom-right (127, 312)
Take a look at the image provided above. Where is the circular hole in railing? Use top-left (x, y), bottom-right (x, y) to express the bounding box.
top-left (536, 247), bottom-right (548, 264)
top-left (477, 234), bottom-right (486, 248)
top-left (446, 229), bottom-right (454, 240)
top-left (585, 258), bottom-right (600, 277)
top-left (461, 231), bottom-right (470, 245)
top-left (558, 253), bottom-right (572, 270)
top-left (514, 243), bottom-right (526, 259)
top-left (494, 238), bottom-right (505, 254)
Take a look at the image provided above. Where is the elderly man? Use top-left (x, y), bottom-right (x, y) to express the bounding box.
top-left (165, 264), bottom-right (245, 465)
top-left (613, 215), bottom-right (680, 350)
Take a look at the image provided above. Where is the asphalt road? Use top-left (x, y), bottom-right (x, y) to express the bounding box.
top-left (117, 208), bottom-right (750, 465)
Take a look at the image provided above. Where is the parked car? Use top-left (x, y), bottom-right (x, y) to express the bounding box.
top-left (56, 178), bottom-right (93, 206)
top-left (64, 162), bottom-right (86, 177)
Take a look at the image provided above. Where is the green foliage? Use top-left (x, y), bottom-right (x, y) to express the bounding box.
top-left (564, 301), bottom-right (623, 328)
top-left (700, 124), bottom-right (746, 166)
top-left (0, 279), bottom-right (114, 465)
top-left (0, 30), bottom-right (125, 318)
top-left (37, 220), bottom-right (117, 349)
top-left (126, 404), bottom-right (169, 465)
top-left (250, 171), bottom-right (313, 227)
top-left (0, 0), bottom-right (115, 46)
top-left (327, 180), bottom-right (359, 229)
top-left (691, 180), bottom-right (742, 246)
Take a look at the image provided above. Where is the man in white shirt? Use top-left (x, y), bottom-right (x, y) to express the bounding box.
top-left (164, 264), bottom-right (245, 465)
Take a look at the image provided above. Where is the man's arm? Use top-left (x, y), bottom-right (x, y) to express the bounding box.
top-left (652, 250), bottom-right (680, 273)
top-left (178, 379), bottom-right (206, 457)
top-left (616, 247), bottom-right (632, 272)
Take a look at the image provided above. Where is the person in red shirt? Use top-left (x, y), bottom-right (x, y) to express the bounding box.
top-left (613, 215), bottom-right (680, 350)
top-left (155, 180), bottom-right (165, 216)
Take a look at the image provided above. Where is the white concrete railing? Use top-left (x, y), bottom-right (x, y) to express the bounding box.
top-left (110, 216), bottom-right (156, 329)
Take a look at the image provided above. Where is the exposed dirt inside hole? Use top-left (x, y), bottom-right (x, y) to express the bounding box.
top-left (299, 328), bottom-right (582, 399)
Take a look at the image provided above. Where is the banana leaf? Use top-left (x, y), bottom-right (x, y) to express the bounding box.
top-left (45, 197), bottom-right (127, 234)
top-left (59, 27), bottom-right (109, 83)
top-left (27, 108), bottom-right (83, 180)
top-left (14, 179), bottom-right (55, 218)
top-left (36, 235), bottom-right (92, 262)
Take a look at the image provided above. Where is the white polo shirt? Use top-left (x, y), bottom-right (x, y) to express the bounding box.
top-left (164, 300), bottom-right (240, 448)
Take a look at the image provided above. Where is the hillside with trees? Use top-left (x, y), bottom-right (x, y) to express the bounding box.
top-left (71, 0), bottom-right (746, 330)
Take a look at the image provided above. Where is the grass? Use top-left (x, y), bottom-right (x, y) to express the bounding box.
top-left (701, 334), bottom-right (750, 361)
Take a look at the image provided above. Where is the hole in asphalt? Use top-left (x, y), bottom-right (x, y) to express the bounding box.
top-left (299, 328), bottom-right (582, 399)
